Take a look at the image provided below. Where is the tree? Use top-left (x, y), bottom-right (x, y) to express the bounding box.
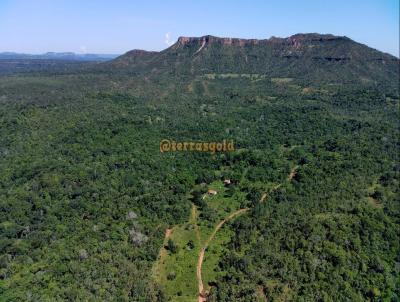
top-left (166, 239), bottom-right (178, 254)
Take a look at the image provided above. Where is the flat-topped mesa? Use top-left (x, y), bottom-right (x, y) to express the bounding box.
top-left (177, 35), bottom-right (268, 47)
top-left (287, 33), bottom-right (350, 41)
top-left (176, 33), bottom-right (350, 48)
top-left (104, 32), bottom-right (398, 90)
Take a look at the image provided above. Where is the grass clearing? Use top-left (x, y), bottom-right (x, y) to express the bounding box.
top-left (153, 179), bottom-right (246, 301)
top-left (271, 77), bottom-right (293, 83)
top-left (203, 73), bottom-right (266, 80)
top-left (201, 225), bottom-right (233, 290)
top-left (152, 208), bottom-right (200, 302)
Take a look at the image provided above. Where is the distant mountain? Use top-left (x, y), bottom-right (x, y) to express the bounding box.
top-left (1, 33), bottom-right (399, 302)
top-left (110, 33), bottom-right (399, 87)
top-left (0, 52), bottom-right (119, 61)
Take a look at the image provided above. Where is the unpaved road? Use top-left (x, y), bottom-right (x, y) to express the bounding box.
top-left (165, 228), bottom-right (172, 239)
top-left (152, 227), bottom-right (174, 283)
top-left (288, 165), bottom-right (298, 181)
top-left (196, 167), bottom-right (296, 301)
top-left (196, 208), bottom-right (249, 300)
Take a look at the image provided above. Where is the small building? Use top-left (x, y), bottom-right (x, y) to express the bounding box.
top-left (207, 189), bottom-right (217, 195)
top-left (223, 179), bottom-right (231, 185)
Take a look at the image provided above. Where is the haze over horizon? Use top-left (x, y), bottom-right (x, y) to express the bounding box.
top-left (0, 1), bottom-right (399, 302)
top-left (0, 0), bottom-right (399, 56)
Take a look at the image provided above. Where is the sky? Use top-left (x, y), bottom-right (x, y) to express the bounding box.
top-left (0, 0), bottom-right (399, 56)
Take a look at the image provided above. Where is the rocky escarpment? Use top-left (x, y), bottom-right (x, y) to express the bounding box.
top-left (176, 35), bottom-right (266, 47)
top-left (174, 33), bottom-right (351, 49)
top-left (107, 33), bottom-right (398, 88)
top-left (169, 33), bottom-right (396, 62)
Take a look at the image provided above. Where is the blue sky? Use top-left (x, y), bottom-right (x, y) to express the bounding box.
top-left (0, 0), bottom-right (398, 56)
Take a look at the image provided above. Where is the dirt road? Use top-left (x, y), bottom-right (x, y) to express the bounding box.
top-left (196, 208), bottom-right (249, 301)
top-left (288, 165), bottom-right (298, 181)
top-left (195, 168), bottom-right (295, 301)
top-left (165, 228), bottom-right (172, 239)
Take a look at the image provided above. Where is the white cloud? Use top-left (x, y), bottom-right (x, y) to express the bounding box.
top-left (164, 32), bottom-right (173, 46)
top-left (79, 45), bottom-right (87, 54)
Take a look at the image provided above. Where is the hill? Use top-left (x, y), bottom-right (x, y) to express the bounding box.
top-left (0, 34), bottom-right (399, 302)
top-left (110, 33), bottom-right (398, 88)
top-left (0, 52), bottom-right (119, 61)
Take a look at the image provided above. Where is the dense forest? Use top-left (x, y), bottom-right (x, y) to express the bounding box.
top-left (0, 34), bottom-right (399, 301)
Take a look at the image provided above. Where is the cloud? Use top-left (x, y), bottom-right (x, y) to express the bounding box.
top-left (164, 32), bottom-right (173, 46)
top-left (79, 45), bottom-right (87, 54)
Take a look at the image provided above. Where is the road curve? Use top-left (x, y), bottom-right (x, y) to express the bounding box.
top-left (196, 167), bottom-right (296, 301)
top-left (197, 208), bottom-right (249, 300)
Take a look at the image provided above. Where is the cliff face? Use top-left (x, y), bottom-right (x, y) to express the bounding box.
top-left (176, 35), bottom-right (267, 47)
top-left (171, 34), bottom-right (393, 59)
top-left (175, 33), bottom-right (351, 47)
top-left (108, 33), bottom-right (398, 88)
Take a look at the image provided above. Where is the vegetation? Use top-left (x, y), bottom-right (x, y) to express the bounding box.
top-left (0, 34), bottom-right (399, 301)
